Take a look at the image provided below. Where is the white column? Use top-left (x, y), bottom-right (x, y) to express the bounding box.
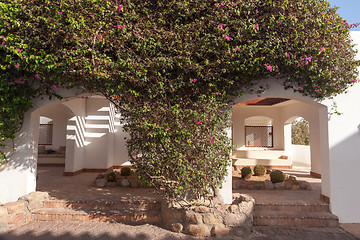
top-left (219, 112), bottom-right (233, 204)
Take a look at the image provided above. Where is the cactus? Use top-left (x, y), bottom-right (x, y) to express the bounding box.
top-left (253, 164), bottom-right (266, 176)
top-left (270, 170), bottom-right (285, 183)
top-left (241, 166), bottom-right (253, 179)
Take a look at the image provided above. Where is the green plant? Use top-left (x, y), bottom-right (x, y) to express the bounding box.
top-left (0, 0), bottom-right (359, 202)
top-left (106, 171), bottom-right (116, 182)
top-left (120, 167), bottom-right (131, 177)
top-left (270, 170), bottom-right (285, 183)
top-left (253, 165), bottom-right (266, 176)
top-left (241, 167), bottom-right (253, 179)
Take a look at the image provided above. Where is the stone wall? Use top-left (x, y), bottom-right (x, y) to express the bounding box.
top-left (0, 192), bottom-right (49, 232)
top-left (161, 193), bottom-right (254, 238)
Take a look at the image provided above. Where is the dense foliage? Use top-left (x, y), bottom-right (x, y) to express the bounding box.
top-left (1, 0), bottom-right (359, 199)
top-left (292, 118), bottom-right (310, 145)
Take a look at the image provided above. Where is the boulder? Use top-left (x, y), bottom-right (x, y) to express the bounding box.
top-left (264, 180), bottom-right (274, 190)
top-left (95, 178), bottom-right (107, 188)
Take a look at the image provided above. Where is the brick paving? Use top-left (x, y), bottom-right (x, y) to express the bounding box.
top-left (0, 222), bottom-right (358, 240)
top-left (0, 166), bottom-right (351, 239)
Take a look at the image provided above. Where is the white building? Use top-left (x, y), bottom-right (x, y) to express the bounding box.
top-left (0, 32), bottom-right (359, 223)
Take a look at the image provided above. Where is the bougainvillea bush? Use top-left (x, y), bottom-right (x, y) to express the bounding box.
top-left (0, 0), bottom-right (359, 199)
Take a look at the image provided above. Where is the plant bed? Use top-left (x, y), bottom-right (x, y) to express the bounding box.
top-left (93, 169), bottom-right (144, 188)
top-left (232, 170), bottom-right (312, 190)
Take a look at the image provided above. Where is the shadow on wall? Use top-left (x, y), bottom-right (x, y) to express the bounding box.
top-left (2, 134), bottom-right (37, 174)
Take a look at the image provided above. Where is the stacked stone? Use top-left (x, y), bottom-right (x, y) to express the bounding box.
top-left (161, 194), bottom-right (254, 238)
top-left (0, 192), bottom-right (49, 232)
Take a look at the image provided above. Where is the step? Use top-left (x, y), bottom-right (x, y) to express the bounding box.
top-left (32, 208), bottom-right (161, 225)
top-left (43, 199), bottom-right (161, 211)
top-left (253, 211), bottom-right (339, 227)
top-left (255, 203), bottom-right (330, 212)
top-left (232, 150), bottom-right (288, 159)
top-left (232, 158), bottom-right (292, 167)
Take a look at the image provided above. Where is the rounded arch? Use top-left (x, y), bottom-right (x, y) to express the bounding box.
top-left (232, 82), bottom-right (331, 198)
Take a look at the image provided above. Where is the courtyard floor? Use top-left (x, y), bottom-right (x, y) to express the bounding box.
top-left (0, 166), bottom-right (359, 240)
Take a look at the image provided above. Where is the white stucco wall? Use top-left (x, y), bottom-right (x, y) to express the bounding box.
top-left (289, 145), bottom-right (311, 167)
top-left (323, 31), bottom-right (360, 223)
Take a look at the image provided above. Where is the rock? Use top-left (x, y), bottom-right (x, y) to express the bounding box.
top-left (299, 181), bottom-right (312, 190)
top-left (211, 225), bottom-right (231, 237)
top-left (284, 180), bottom-right (294, 190)
top-left (266, 169), bottom-right (272, 174)
top-left (238, 201), bottom-right (254, 217)
top-left (129, 180), bottom-right (139, 188)
top-left (223, 212), bottom-right (247, 227)
top-left (229, 205), bottom-right (238, 213)
top-left (215, 204), bottom-right (229, 214)
top-left (95, 178), bottom-right (107, 188)
top-left (170, 223), bottom-right (183, 233)
top-left (203, 213), bottom-right (220, 225)
top-left (106, 181), bottom-right (116, 187)
top-left (291, 184), bottom-right (300, 190)
top-left (120, 178), bottom-right (130, 187)
top-left (185, 211), bottom-right (202, 224)
top-left (18, 192), bottom-right (49, 211)
top-left (264, 180), bottom-right (274, 190)
top-left (185, 224), bottom-right (210, 237)
top-left (239, 194), bottom-right (253, 202)
top-left (289, 175), bottom-right (297, 181)
top-left (274, 182), bottom-right (285, 190)
top-left (194, 206), bottom-right (209, 213)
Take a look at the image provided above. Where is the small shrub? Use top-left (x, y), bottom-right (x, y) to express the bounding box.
top-left (121, 167), bottom-right (131, 177)
top-left (270, 170), bottom-right (285, 183)
top-left (253, 165), bottom-right (266, 176)
top-left (106, 171), bottom-right (116, 182)
top-left (241, 166), bottom-right (253, 179)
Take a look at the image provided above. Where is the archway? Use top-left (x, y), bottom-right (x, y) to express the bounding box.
top-left (231, 84), bottom-right (330, 200)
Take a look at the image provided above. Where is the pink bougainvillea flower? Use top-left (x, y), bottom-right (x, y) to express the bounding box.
top-left (218, 24), bottom-right (223, 28)
top-left (197, 121), bottom-right (203, 124)
top-left (1, 41), bottom-right (6, 45)
top-left (234, 46), bottom-right (239, 51)
top-left (220, 2), bottom-right (224, 6)
top-left (214, 3), bottom-right (218, 6)
top-left (118, 5), bottom-right (123, 11)
top-left (57, 11), bottom-right (63, 15)
top-left (1, 36), bottom-right (4, 39)
top-left (305, 57), bottom-right (312, 61)
top-left (15, 64), bottom-right (19, 68)
top-left (230, 80), bottom-right (234, 83)
top-left (193, 78), bottom-right (197, 83)
top-left (256, 9), bottom-right (259, 13)
top-left (6, 23), bottom-right (9, 26)
top-left (266, 66), bottom-right (272, 71)
top-left (35, 74), bottom-right (40, 78)
top-left (254, 24), bottom-right (259, 29)
top-left (320, 47), bottom-right (325, 52)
